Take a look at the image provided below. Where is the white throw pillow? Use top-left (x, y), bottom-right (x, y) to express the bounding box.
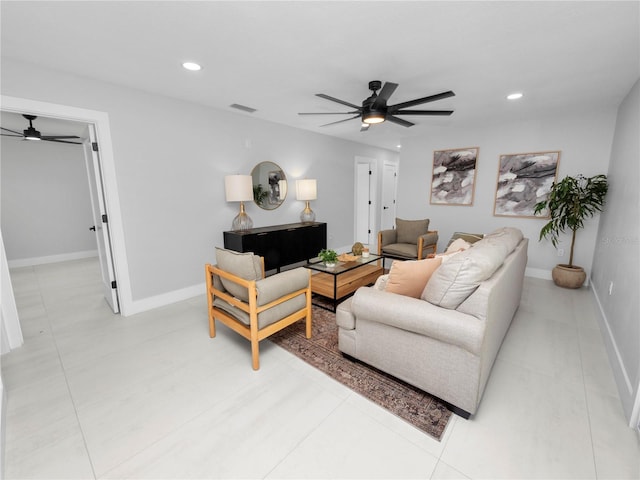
top-left (445, 238), bottom-right (472, 253)
top-left (422, 242), bottom-right (508, 309)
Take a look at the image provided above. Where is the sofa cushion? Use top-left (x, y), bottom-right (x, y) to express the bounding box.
top-left (396, 218), bottom-right (429, 244)
top-left (385, 257), bottom-right (443, 298)
top-left (422, 241), bottom-right (508, 309)
top-left (215, 247), bottom-right (262, 301)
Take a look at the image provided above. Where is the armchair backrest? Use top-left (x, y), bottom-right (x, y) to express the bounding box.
top-left (214, 247), bottom-right (264, 301)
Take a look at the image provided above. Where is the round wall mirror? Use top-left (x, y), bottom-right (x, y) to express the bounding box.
top-left (251, 161), bottom-right (287, 210)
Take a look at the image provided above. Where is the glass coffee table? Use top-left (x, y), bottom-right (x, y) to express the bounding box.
top-left (305, 254), bottom-right (384, 312)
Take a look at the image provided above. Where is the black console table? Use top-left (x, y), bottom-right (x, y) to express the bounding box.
top-left (223, 222), bottom-right (327, 272)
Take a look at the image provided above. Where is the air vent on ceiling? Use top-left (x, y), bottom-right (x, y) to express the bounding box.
top-left (230, 104), bottom-right (257, 113)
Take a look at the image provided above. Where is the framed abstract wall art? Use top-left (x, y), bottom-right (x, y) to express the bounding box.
top-left (493, 151), bottom-right (560, 217)
top-left (430, 147), bottom-right (479, 206)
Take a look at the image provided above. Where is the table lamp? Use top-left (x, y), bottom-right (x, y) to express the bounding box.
top-left (225, 175), bottom-right (254, 230)
top-left (296, 179), bottom-right (317, 222)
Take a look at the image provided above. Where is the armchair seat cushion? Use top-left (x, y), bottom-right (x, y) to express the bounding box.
top-left (381, 243), bottom-right (421, 259)
top-left (213, 294), bottom-right (307, 330)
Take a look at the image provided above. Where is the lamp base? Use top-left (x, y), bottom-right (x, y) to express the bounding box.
top-left (232, 212), bottom-right (253, 230)
top-left (300, 202), bottom-right (316, 223)
top-left (232, 202), bottom-right (253, 230)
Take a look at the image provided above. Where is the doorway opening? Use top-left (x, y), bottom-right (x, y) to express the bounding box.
top-left (0, 95), bottom-right (129, 315)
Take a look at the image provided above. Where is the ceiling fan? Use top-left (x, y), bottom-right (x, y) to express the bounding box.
top-left (299, 80), bottom-right (455, 131)
top-left (1, 114), bottom-right (82, 144)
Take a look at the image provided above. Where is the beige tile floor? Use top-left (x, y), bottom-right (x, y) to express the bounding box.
top-left (2, 258), bottom-right (639, 479)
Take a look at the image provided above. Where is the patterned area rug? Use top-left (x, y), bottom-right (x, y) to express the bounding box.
top-left (270, 304), bottom-right (452, 440)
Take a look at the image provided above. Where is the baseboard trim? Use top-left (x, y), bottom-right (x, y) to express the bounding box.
top-left (591, 280), bottom-right (633, 396)
top-left (7, 250), bottom-right (98, 268)
top-left (590, 277), bottom-right (640, 430)
top-left (524, 267), bottom-right (551, 280)
top-left (123, 283), bottom-right (204, 317)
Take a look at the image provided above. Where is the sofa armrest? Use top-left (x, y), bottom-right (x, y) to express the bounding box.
top-left (377, 229), bottom-right (398, 254)
top-left (351, 287), bottom-right (484, 355)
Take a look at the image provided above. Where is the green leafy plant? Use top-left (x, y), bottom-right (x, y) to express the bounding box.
top-left (253, 184), bottom-right (268, 206)
top-left (534, 174), bottom-right (608, 267)
top-left (318, 248), bottom-right (338, 264)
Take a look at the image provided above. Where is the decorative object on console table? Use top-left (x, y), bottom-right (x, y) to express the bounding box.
top-left (493, 151), bottom-right (560, 218)
top-left (296, 179), bottom-right (317, 222)
top-left (223, 222), bottom-right (327, 273)
top-left (225, 174), bottom-right (254, 230)
top-left (534, 173), bottom-right (608, 289)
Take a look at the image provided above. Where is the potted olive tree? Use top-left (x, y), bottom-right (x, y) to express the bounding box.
top-left (534, 174), bottom-right (608, 288)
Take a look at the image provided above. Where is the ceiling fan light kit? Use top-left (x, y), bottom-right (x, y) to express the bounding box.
top-left (299, 80), bottom-right (455, 130)
top-left (1, 114), bottom-right (82, 144)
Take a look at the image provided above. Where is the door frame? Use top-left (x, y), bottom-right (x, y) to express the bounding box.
top-left (354, 156), bottom-right (377, 248)
top-left (1, 95), bottom-right (132, 315)
top-left (381, 161), bottom-right (398, 231)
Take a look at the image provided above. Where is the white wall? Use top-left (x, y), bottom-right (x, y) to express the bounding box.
top-left (591, 78), bottom-right (640, 425)
top-left (397, 111), bottom-right (617, 278)
top-left (1, 138), bottom-right (95, 265)
top-left (1, 59), bottom-right (397, 304)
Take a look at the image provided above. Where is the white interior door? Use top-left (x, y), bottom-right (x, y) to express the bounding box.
top-left (381, 163), bottom-right (398, 231)
top-left (83, 125), bottom-right (119, 313)
top-left (355, 162), bottom-right (372, 245)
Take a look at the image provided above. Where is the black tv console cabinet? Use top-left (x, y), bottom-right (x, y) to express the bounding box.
top-left (223, 222), bottom-right (327, 272)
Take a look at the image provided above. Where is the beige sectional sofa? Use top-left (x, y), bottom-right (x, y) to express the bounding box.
top-left (336, 227), bottom-right (528, 418)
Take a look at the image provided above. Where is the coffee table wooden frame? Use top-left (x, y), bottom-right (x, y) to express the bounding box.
top-left (305, 254), bottom-right (383, 312)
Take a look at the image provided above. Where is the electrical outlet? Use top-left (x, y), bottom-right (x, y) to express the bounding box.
top-left (608, 281), bottom-right (614, 295)
top-left (557, 248), bottom-right (565, 257)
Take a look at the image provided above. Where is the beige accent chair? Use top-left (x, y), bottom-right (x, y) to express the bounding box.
top-left (205, 248), bottom-right (312, 370)
top-left (378, 218), bottom-right (438, 260)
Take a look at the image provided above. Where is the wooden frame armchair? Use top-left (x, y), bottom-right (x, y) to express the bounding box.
top-left (205, 251), bottom-right (311, 370)
top-left (377, 218), bottom-right (438, 261)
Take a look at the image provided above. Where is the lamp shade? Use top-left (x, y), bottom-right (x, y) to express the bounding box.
top-left (296, 179), bottom-right (317, 201)
top-left (225, 175), bottom-right (253, 202)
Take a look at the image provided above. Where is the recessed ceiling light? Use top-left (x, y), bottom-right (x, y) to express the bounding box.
top-left (182, 62), bottom-right (202, 71)
top-left (507, 92), bottom-right (524, 100)
top-left (397, 145), bottom-right (402, 149)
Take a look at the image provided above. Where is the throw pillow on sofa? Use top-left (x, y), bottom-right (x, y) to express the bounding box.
top-left (385, 256), bottom-right (442, 298)
top-left (445, 238), bottom-right (472, 253)
top-left (422, 241), bottom-right (508, 309)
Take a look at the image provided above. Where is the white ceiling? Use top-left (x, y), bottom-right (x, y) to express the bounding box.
top-left (1, 1), bottom-right (639, 150)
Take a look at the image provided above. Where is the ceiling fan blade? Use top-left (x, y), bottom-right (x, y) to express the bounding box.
top-left (43, 138), bottom-right (82, 145)
top-left (320, 115), bottom-right (361, 127)
top-left (1, 126), bottom-right (23, 135)
top-left (372, 82), bottom-right (398, 108)
top-left (1, 133), bottom-right (23, 137)
top-left (298, 111), bottom-right (360, 115)
top-left (386, 115), bottom-right (415, 128)
top-left (388, 90), bottom-right (455, 111)
top-left (41, 135), bottom-right (81, 140)
top-left (393, 109), bottom-right (454, 116)
top-left (316, 94), bottom-right (361, 110)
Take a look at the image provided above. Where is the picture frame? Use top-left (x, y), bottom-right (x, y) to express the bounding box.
top-left (493, 151), bottom-right (560, 218)
top-left (430, 147), bottom-right (479, 206)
